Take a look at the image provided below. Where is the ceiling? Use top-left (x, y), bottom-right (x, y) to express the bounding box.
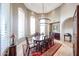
top-left (24, 3), bottom-right (62, 14)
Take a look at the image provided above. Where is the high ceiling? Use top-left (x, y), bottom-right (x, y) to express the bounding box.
top-left (24, 3), bottom-right (62, 13)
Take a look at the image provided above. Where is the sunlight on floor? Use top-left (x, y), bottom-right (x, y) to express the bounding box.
top-left (54, 40), bottom-right (73, 56)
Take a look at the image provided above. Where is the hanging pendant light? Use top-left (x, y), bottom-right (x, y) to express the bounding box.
top-left (40, 3), bottom-right (45, 19)
top-left (40, 3), bottom-right (50, 22)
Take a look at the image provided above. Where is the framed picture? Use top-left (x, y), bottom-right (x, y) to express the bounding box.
top-left (52, 22), bottom-right (60, 33)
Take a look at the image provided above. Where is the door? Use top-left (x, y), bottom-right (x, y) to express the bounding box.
top-left (73, 5), bottom-right (79, 56)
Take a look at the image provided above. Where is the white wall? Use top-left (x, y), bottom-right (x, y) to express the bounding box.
top-left (63, 18), bottom-right (73, 41)
top-left (63, 18), bottom-right (73, 35)
top-left (60, 3), bottom-right (79, 41)
top-left (47, 7), bottom-right (60, 23)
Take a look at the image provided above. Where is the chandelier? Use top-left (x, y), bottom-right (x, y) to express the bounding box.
top-left (40, 3), bottom-right (50, 23)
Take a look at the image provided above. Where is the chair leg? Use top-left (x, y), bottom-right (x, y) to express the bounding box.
top-left (27, 48), bottom-right (30, 56)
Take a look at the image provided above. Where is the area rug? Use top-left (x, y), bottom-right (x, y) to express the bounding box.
top-left (41, 43), bottom-right (62, 56)
top-left (32, 42), bottom-right (62, 56)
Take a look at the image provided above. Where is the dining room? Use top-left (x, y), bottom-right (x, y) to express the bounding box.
top-left (0, 3), bottom-right (79, 56)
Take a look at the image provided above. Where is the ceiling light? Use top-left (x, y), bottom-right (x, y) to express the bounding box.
top-left (40, 3), bottom-right (50, 21)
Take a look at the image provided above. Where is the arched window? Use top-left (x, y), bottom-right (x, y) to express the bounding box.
top-left (40, 19), bottom-right (45, 34)
top-left (30, 16), bottom-right (35, 35)
top-left (18, 7), bottom-right (25, 39)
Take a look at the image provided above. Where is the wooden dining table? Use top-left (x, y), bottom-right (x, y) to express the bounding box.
top-left (32, 35), bottom-right (45, 44)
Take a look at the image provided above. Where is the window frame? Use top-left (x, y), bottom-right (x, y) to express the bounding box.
top-left (18, 7), bottom-right (25, 39)
top-left (30, 16), bottom-right (35, 35)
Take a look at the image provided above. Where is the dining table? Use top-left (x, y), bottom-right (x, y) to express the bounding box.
top-left (32, 35), bottom-right (45, 44)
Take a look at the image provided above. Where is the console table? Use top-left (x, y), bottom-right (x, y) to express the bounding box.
top-left (9, 45), bottom-right (16, 56)
top-left (64, 33), bottom-right (72, 42)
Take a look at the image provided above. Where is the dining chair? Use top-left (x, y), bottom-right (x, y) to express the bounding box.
top-left (40, 35), bottom-right (49, 52)
top-left (49, 35), bottom-right (54, 47)
top-left (23, 37), bottom-right (42, 56)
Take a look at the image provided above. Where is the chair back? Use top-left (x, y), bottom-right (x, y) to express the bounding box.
top-left (25, 37), bottom-right (29, 46)
top-left (44, 35), bottom-right (48, 40)
top-left (49, 35), bottom-right (54, 45)
top-left (22, 37), bottom-right (30, 56)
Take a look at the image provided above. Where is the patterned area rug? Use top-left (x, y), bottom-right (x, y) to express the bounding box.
top-left (41, 43), bottom-right (62, 56)
top-left (32, 42), bottom-right (62, 56)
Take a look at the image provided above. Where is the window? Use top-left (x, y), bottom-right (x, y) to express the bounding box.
top-left (18, 8), bottom-right (25, 39)
top-left (30, 16), bottom-right (35, 35)
top-left (0, 4), bottom-right (11, 55)
top-left (40, 19), bottom-right (45, 34)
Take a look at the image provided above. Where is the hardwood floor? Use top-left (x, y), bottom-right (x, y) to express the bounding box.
top-left (16, 39), bottom-right (73, 56)
top-left (54, 40), bottom-right (73, 56)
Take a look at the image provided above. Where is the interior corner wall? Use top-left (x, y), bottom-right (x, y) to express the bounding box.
top-left (35, 15), bottom-right (40, 33)
top-left (47, 6), bottom-right (61, 35)
top-left (26, 11), bottom-right (30, 36)
top-left (11, 3), bottom-right (18, 42)
top-left (45, 22), bottom-right (50, 35)
top-left (47, 6), bottom-right (60, 23)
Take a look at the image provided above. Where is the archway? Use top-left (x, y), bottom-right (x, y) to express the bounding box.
top-left (62, 17), bottom-right (73, 42)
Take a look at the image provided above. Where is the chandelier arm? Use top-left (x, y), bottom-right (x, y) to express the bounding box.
top-left (42, 3), bottom-right (44, 14)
